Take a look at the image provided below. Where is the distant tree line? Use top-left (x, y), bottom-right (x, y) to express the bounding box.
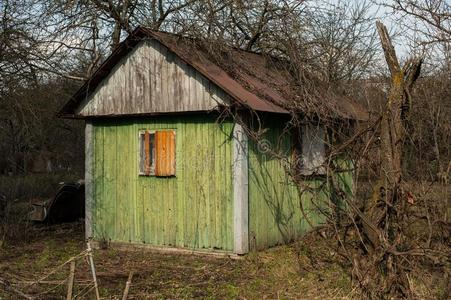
top-left (1, 0), bottom-right (448, 177)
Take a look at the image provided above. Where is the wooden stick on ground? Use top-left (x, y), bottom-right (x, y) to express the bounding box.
top-left (87, 242), bottom-right (101, 300)
top-left (66, 260), bottom-right (76, 300)
top-left (121, 271), bottom-right (134, 300)
top-left (0, 278), bottom-right (33, 300)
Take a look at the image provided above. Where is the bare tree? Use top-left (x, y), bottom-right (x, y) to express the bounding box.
top-left (382, 0), bottom-right (450, 43)
top-left (380, 0), bottom-right (451, 70)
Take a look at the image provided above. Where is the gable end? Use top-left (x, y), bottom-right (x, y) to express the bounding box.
top-left (74, 39), bottom-right (230, 117)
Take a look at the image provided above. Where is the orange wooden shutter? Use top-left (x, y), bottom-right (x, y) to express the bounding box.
top-left (155, 130), bottom-right (176, 176)
top-left (144, 131), bottom-right (151, 176)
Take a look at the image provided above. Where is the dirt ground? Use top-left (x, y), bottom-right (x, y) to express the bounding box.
top-left (0, 178), bottom-right (447, 299)
top-left (0, 221), bottom-right (358, 300)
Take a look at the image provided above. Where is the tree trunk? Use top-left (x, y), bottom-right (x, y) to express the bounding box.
top-left (364, 21), bottom-right (422, 296)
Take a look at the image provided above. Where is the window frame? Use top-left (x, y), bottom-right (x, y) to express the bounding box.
top-left (138, 129), bottom-right (156, 176)
top-left (138, 129), bottom-right (177, 177)
top-left (292, 124), bottom-right (327, 177)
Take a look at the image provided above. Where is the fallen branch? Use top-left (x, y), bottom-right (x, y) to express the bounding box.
top-left (0, 278), bottom-right (34, 300)
top-left (121, 271), bottom-right (134, 300)
top-left (66, 260), bottom-right (76, 300)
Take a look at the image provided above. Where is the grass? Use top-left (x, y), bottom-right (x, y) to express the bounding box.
top-left (0, 221), bottom-right (359, 299)
top-left (0, 178), bottom-right (448, 299)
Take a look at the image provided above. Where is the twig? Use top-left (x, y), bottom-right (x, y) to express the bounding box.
top-left (73, 284), bottom-right (95, 299)
top-left (0, 278), bottom-right (34, 300)
top-left (72, 283), bottom-right (94, 299)
top-left (26, 250), bottom-right (87, 287)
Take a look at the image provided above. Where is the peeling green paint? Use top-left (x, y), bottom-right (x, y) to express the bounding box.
top-left (91, 115), bottom-right (234, 251)
top-left (89, 114), bottom-right (353, 253)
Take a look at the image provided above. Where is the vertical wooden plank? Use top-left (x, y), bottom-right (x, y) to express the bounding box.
top-left (201, 76), bottom-right (210, 110)
top-left (142, 123), bottom-right (152, 245)
top-left (214, 122), bottom-right (222, 248)
top-left (167, 52), bottom-right (175, 111)
top-left (116, 60), bottom-right (123, 114)
top-left (159, 123), bottom-right (166, 246)
top-left (208, 122), bottom-right (216, 248)
top-left (143, 183), bottom-right (151, 244)
top-left (93, 126), bottom-right (105, 240)
top-left (179, 59), bottom-right (190, 111)
top-left (204, 123), bottom-right (211, 248)
top-left (175, 120), bottom-right (184, 246)
top-left (134, 123), bottom-right (141, 242)
top-left (168, 131), bottom-right (176, 175)
top-left (127, 50), bottom-right (136, 114)
top-left (225, 122), bottom-right (230, 249)
top-left (124, 122), bottom-right (136, 242)
top-left (148, 40), bottom-right (155, 111)
top-left (127, 124), bottom-right (134, 242)
top-left (189, 67), bottom-right (197, 110)
top-left (160, 45), bottom-right (168, 112)
top-left (155, 130), bottom-right (176, 176)
top-left (145, 131), bottom-right (150, 175)
top-left (103, 124), bottom-right (117, 241)
top-left (226, 122), bottom-right (234, 250)
top-left (197, 121), bottom-right (205, 248)
top-left (162, 130), bottom-right (168, 176)
top-left (144, 41), bottom-right (152, 113)
top-left (220, 121), bottom-right (227, 249)
top-left (167, 126), bottom-right (176, 246)
top-left (195, 72), bottom-right (204, 111)
top-left (116, 123), bottom-right (127, 241)
top-left (155, 131), bottom-right (162, 176)
top-left (182, 121), bottom-right (190, 247)
top-left (137, 45), bottom-right (145, 114)
top-left (188, 121), bottom-right (197, 247)
top-left (85, 122), bottom-right (94, 240)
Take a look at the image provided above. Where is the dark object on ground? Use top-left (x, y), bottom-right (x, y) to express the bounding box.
top-left (30, 180), bottom-right (85, 223)
top-left (0, 193), bottom-right (6, 218)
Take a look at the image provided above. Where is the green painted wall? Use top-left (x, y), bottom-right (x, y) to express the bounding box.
top-left (90, 115), bottom-right (234, 251)
top-left (89, 113), bottom-right (354, 253)
top-left (248, 120), bottom-right (353, 250)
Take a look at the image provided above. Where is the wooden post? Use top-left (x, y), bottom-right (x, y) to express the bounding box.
top-left (87, 242), bottom-right (101, 300)
top-left (233, 122), bottom-right (249, 254)
top-left (66, 260), bottom-right (75, 300)
top-left (121, 271), bottom-right (134, 300)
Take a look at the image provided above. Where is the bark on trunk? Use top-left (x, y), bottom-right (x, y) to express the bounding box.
top-left (363, 21), bottom-right (422, 296)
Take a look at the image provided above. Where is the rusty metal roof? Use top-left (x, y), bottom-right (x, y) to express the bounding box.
top-left (60, 27), bottom-right (368, 120)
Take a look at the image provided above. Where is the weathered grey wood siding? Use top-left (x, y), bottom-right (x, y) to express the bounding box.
top-left (76, 39), bottom-right (230, 116)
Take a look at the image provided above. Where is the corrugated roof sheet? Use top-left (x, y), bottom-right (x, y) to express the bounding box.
top-left (60, 26), bottom-right (368, 120)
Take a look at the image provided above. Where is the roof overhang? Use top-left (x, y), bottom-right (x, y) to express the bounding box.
top-left (59, 27), bottom-right (289, 119)
top-left (59, 27), bottom-right (368, 121)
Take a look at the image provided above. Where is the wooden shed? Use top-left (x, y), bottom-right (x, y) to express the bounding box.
top-left (60, 27), bottom-right (367, 255)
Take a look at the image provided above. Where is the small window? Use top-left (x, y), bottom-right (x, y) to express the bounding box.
top-left (139, 130), bottom-right (155, 175)
top-left (139, 130), bottom-right (176, 176)
top-left (293, 125), bottom-right (326, 176)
